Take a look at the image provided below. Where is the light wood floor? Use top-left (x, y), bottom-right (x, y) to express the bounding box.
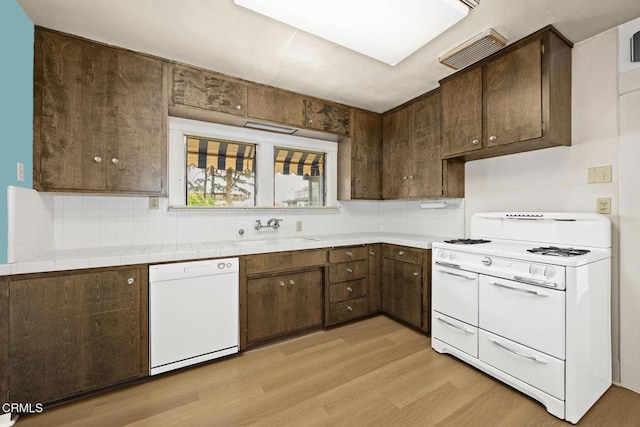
top-left (17, 315), bottom-right (640, 426)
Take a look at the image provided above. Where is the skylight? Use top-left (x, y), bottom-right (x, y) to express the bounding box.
top-left (234, 0), bottom-right (472, 66)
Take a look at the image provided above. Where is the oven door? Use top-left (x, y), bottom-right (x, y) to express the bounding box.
top-left (479, 275), bottom-right (565, 359)
top-left (432, 264), bottom-right (479, 326)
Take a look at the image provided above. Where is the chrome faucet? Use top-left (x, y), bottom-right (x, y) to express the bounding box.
top-left (254, 218), bottom-right (283, 230)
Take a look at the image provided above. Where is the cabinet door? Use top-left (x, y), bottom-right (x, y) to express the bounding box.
top-left (382, 258), bottom-right (422, 328)
top-left (247, 276), bottom-right (287, 343)
top-left (108, 50), bottom-right (167, 194)
top-left (352, 110), bottom-right (382, 199)
top-left (368, 244), bottom-right (382, 313)
top-left (441, 67), bottom-right (483, 157)
top-left (409, 93), bottom-right (442, 197)
top-left (172, 64), bottom-right (247, 115)
top-left (382, 106), bottom-right (412, 199)
top-left (247, 86), bottom-right (305, 127)
top-left (0, 280), bottom-right (8, 412)
top-left (286, 270), bottom-right (323, 332)
top-left (35, 30), bottom-right (109, 191)
top-left (10, 268), bottom-right (145, 404)
top-left (304, 100), bottom-right (350, 135)
top-left (485, 40), bottom-right (543, 147)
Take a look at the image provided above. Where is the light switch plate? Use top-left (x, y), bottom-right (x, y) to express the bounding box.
top-left (17, 162), bottom-right (24, 182)
top-left (588, 166), bottom-right (612, 183)
top-left (296, 221), bottom-right (303, 232)
top-left (596, 198), bottom-right (611, 214)
top-left (149, 196), bottom-right (160, 210)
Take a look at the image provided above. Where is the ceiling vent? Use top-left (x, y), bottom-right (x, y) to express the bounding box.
top-left (439, 28), bottom-right (507, 70)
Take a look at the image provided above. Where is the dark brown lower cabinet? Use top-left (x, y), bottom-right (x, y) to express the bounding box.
top-left (246, 269), bottom-right (323, 345)
top-left (368, 244), bottom-right (382, 313)
top-left (9, 267), bottom-right (148, 404)
top-left (1, 279), bottom-right (8, 411)
top-left (382, 258), bottom-right (423, 328)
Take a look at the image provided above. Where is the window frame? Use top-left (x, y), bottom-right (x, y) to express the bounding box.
top-left (168, 117), bottom-right (338, 208)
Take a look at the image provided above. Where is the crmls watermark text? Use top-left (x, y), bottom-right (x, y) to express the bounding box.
top-left (2, 402), bottom-right (44, 414)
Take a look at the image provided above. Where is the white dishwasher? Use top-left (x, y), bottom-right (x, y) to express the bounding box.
top-left (149, 258), bottom-right (239, 375)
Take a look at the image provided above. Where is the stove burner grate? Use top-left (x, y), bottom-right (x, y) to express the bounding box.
top-left (444, 239), bottom-right (492, 245)
top-left (527, 246), bottom-right (590, 257)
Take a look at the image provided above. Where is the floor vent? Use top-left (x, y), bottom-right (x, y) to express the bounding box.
top-left (439, 28), bottom-right (506, 70)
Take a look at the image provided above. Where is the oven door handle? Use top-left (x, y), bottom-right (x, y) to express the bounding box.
top-left (488, 339), bottom-right (548, 364)
top-left (490, 281), bottom-right (549, 297)
top-left (435, 261), bottom-right (461, 269)
top-left (436, 269), bottom-right (475, 280)
top-left (436, 316), bottom-right (475, 334)
top-left (513, 276), bottom-right (557, 288)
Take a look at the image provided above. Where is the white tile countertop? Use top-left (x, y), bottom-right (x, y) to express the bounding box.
top-left (0, 232), bottom-right (451, 276)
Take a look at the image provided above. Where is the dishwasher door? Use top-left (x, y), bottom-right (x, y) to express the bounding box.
top-left (149, 258), bottom-right (239, 375)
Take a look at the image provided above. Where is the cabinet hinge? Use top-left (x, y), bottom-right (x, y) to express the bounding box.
top-left (541, 43), bottom-right (545, 54)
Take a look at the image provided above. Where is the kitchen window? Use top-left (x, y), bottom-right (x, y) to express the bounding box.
top-left (169, 117), bottom-right (338, 208)
top-left (274, 148), bottom-right (325, 207)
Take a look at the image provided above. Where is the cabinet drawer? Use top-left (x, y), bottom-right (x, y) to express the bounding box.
top-left (479, 330), bottom-right (564, 400)
top-left (329, 279), bottom-right (367, 303)
top-left (432, 311), bottom-right (478, 358)
top-left (382, 244), bottom-right (423, 265)
top-left (330, 246), bottom-right (368, 263)
top-left (330, 260), bottom-right (367, 283)
top-left (432, 265), bottom-right (478, 326)
top-left (479, 276), bottom-right (565, 359)
top-left (245, 249), bottom-right (327, 275)
top-left (329, 297), bottom-right (368, 324)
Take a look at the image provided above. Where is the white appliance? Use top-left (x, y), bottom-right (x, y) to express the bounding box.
top-left (149, 258), bottom-right (239, 375)
top-left (431, 212), bottom-right (612, 424)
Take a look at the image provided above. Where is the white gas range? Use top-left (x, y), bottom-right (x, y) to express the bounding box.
top-left (431, 212), bottom-right (612, 424)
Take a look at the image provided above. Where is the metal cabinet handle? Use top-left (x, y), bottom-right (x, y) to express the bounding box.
top-left (436, 316), bottom-right (474, 334)
top-left (369, 251), bottom-right (375, 256)
top-left (346, 268), bottom-right (353, 274)
top-left (127, 277), bottom-right (135, 285)
top-left (436, 269), bottom-right (475, 280)
top-left (94, 156), bottom-right (102, 163)
top-left (235, 105), bottom-right (242, 111)
top-left (409, 175), bottom-right (415, 179)
top-left (346, 251), bottom-right (353, 257)
top-left (346, 287), bottom-right (353, 292)
top-left (489, 135), bottom-right (497, 142)
top-left (490, 281), bottom-right (549, 297)
top-left (308, 119), bottom-right (313, 124)
top-left (472, 139), bottom-right (479, 145)
top-left (346, 306), bottom-right (353, 311)
top-left (112, 158), bottom-right (119, 165)
top-left (402, 176), bottom-right (407, 180)
top-left (279, 281), bottom-right (285, 287)
top-left (398, 251), bottom-right (404, 256)
top-left (413, 272), bottom-right (419, 277)
top-left (489, 339), bottom-right (548, 364)
top-left (289, 279), bottom-right (295, 285)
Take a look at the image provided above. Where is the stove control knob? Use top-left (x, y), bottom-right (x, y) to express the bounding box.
top-left (481, 257), bottom-right (492, 266)
top-left (439, 250), bottom-right (448, 259)
top-left (448, 252), bottom-right (455, 261)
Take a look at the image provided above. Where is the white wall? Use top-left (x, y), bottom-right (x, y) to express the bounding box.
top-left (618, 17), bottom-right (640, 395)
top-left (381, 199), bottom-right (465, 238)
top-left (465, 28), bottom-right (623, 381)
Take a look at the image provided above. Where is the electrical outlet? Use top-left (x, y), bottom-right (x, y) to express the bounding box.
top-left (588, 166), bottom-right (612, 184)
top-left (17, 162), bottom-right (24, 182)
top-left (149, 196), bottom-right (160, 210)
top-left (296, 221), bottom-right (303, 232)
top-left (596, 198), bottom-right (611, 214)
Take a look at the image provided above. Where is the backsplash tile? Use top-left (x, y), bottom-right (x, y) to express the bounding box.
top-left (7, 186), bottom-right (55, 262)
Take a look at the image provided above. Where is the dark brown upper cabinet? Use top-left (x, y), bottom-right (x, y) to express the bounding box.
top-left (382, 89), bottom-right (464, 200)
top-left (172, 64), bottom-right (247, 116)
top-left (304, 99), bottom-right (350, 135)
top-left (441, 26), bottom-right (572, 161)
top-left (247, 85), bottom-right (305, 127)
top-left (33, 28), bottom-right (168, 195)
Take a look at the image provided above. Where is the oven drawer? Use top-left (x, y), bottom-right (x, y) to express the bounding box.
top-left (433, 311), bottom-right (478, 358)
top-left (432, 265), bottom-right (478, 326)
top-left (479, 330), bottom-right (564, 400)
top-left (479, 275), bottom-right (565, 359)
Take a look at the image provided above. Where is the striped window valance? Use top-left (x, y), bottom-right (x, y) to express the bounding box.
top-left (274, 148), bottom-right (324, 177)
top-left (186, 136), bottom-right (255, 172)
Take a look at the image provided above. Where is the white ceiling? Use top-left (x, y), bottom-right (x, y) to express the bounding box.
top-left (17, 0), bottom-right (640, 113)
